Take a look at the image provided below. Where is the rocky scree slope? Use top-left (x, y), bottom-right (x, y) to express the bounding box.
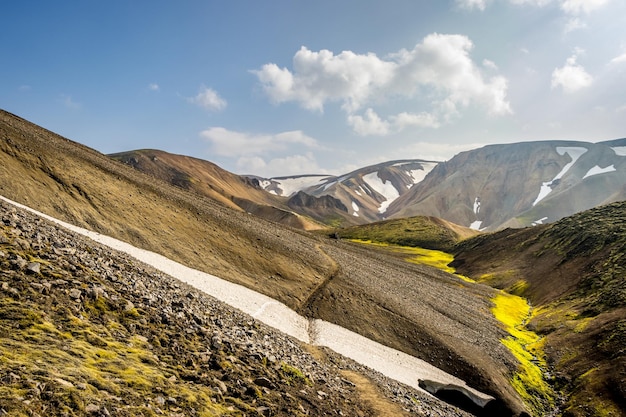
top-left (0, 200), bottom-right (479, 416)
top-left (0, 109), bottom-right (528, 415)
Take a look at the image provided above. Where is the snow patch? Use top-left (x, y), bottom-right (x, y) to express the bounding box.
top-left (469, 221), bottom-right (482, 231)
top-left (351, 201), bottom-right (360, 217)
top-left (407, 162), bottom-right (437, 186)
top-left (363, 172), bottom-right (400, 214)
top-left (611, 146), bottom-right (626, 156)
top-left (532, 146), bottom-right (588, 206)
top-left (354, 189), bottom-right (362, 196)
top-left (273, 176), bottom-right (329, 196)
top-left (583, 164), bottom-right (616, 179)
top-left (473, 197), bottom-right (481, 215)
top-left (532, 217), bottom-right (548, 226)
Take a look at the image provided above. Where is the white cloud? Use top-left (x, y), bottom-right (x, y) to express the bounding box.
top-left (148, 83), bottom-right (160, 91)
top-left (509, 0), bottom-right (553, 6)
top-left (610, 53), bottom-right (626, 64)
top-left (200, 127), bottom-right (319, 157)
top-left (560, 0), bottom-right (610, 14)
top-left (348, 109), bottom-right (391, 136)
top-left (551, 53), bottom-right (593, 93)
top-left (237, 152), bottom-right (326, 177)
top-left (188, 86), bottom-right (227, 111)
top-left (348, 108), bottom-right (441, 136)
top-left (254, 33), bottom-right (511, 135)
top-left (482, 59), bottom-right (498, 70)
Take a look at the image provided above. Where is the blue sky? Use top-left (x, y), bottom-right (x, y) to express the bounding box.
top-left (2, 0), bottom-right (625, 177)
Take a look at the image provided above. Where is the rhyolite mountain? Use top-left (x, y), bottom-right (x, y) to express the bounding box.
top-left (250, 159), bottom-right (439, 225)
top-left (252, 140), bottom-right (626, 230)
top-left (387, 139), bottom-right (626, 230)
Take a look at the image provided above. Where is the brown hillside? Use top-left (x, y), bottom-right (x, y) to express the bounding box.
top-left (109, 149), bottom-right (323, 231)
top-left (0, 109), bottom-right (530, 415)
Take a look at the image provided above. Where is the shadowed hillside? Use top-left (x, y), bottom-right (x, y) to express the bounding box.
top-left (452, 201), bottom-right (626, 416)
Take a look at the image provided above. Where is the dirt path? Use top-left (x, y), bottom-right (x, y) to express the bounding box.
top-left (341, 370), bottom-right (413, 417)
top-left (297, 244), bottom-right (340, 315)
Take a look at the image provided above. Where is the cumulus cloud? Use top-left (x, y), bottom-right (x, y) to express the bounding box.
top-left (551, 53), bottom-right (593, 93)
top-left (253, 33), bottom-right (511, 135)
top-left (188, 86), bottom-right (227, 111)
top-left (200, 127), bottom-right (319, 157)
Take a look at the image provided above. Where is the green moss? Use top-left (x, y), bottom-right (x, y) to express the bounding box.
top-left (491, 293), bottom-right (554, 415)
top-left (280, 363), bottom-right (310, 386)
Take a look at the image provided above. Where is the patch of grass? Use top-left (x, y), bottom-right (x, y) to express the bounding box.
top-left (336, 216), bottom-right (467, 251)
top-left (280, 363), bottom-right (310, 386)
top-left (348, 239), bottom-right (475, 282)
top-left (491, 293), bottom-right (553, 415)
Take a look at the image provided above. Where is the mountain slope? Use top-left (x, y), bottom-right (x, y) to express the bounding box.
top-left (387, 140), bottom-right (626, 230)
top-left (253, 160), bottom-right (439, 226)
top-left (109, 149), bottom-right (322, 230)
top-left (1, 199), bottom-right (440, 417)
top-left (0, 109), bottom-right (530, 414)
top-left (451, 201), bottom-right (626, 416)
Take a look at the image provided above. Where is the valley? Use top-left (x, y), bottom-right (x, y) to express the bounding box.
top-left (1, 109), bottom-right (625, 416)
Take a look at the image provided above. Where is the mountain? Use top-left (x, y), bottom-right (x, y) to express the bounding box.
top-left (252, 160), bottom-right (439, 226)
top-left (451, 201), bottom-right (626, 416)
top-left (109, 149), bottom-right (322, 231)
top-left (387, 140), bottom-right (626, 230)
top-left (0, 110), bottom-right (531, 415)
top-left (253, 140), bottom-right (626, 231)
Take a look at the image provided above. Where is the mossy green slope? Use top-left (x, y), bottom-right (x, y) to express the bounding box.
top-left (453, 201), bottom-right (626, 416)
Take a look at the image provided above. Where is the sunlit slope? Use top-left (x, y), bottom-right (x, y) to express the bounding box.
top-left (0, 109), bottom-right (331, 307)
top-left (109, 149), bottom-right (323, 230)
top-left (333, 215), bottom-right (479, 251)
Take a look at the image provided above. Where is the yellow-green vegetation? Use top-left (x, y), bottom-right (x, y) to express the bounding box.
top-left (0, 298), bottom-right (236, 416)
top-left (349, 239), bottom-right (474, 282)
top-left (336, 215), bottom-right (473, 251)
top-left (280, 363), bottom-right (311, 386)
top-left (491, 293), bottom-right (554, 415)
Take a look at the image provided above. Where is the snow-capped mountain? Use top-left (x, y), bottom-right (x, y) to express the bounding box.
top-left (388, 139), bottom-right (626, 230)
top-left (252, 139), bottom-right (626, 230)
top-left (251, 160), bottom-right (439, 224)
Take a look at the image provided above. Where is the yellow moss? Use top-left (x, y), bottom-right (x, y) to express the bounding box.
top-left (510, 280), bottom-right (530, 296)
top-left (491, 293), bottom-right (554, 414)
top-left (349, 239), bottom-right (475, 281)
